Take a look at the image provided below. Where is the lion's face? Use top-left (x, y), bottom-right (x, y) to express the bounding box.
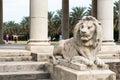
top-left (79, 21), bottom-right (96, 41)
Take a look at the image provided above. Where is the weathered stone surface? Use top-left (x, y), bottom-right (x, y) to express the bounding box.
top-left (0, 56), bottom-right (32, 62)
top-left (107, 62), bottom-right (120, 80)
top-left (0, 49), bottom-right (32, 61)
top-left (0, 62), bottom-right (47, 72)
top-left (58, 59), bottom-right (109, 71)
top-left (26, 45), bottom-right (54, 54)
top-left (27, 45), bottom-right (54, 61)
top-left (53, 65), bottom-right (116, 80)
top-left (32, 53), bottom-right (53, 61)
top-left (0, 71), bottom-right (50, 80)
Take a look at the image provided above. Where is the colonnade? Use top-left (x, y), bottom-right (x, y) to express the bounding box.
top-left (0, 0), bottom-right (117, 52)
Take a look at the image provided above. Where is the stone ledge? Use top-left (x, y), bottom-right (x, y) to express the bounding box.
top-left (58, 59), bottom-right (109, 71)
top-left (102, 59), bottom-right (120, 63)
top-left (31, 53), bottom-right (52, 61)
top-left (0, 71), bottom-right (50, 80)
top-left (52, 65), bottom-right (116, 80)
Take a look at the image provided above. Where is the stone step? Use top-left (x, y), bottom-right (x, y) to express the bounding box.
top-left (37, 79), bottom-right (51, 80)
top-left (0, 62), bottom-right (47, 72)
top-left (0, 49), bottom-right (31, 57)
top-left (97, 51), bottom-right (120, 59)
top-left (32, 53), bottom-right (52, 61)
top-left (0, 56), bottom-right (32, 62)
top-left (0, 71), bottom-right (50, 80)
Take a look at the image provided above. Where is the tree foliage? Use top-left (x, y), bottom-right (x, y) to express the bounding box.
top-left (3, 2), bottom-right (118, 41)
top-left (3, 17), bottom-right (30, 40)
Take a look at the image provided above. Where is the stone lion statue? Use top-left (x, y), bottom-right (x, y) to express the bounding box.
top-left (52, 16), bottom-right (106, 68)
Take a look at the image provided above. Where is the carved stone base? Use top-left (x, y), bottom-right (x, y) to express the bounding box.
top-left (26, 42), bottom-right (54, 53)
top-left (58, 59), bottom-right (109, 71)
top-left (26, 42), bottom-right (54, 61)
top-left (53, 65), bottom-right (116, 80)
top-left (98, 42), bottom-right (120, 60)
top-left (101, 42), bottom-right (119, 52)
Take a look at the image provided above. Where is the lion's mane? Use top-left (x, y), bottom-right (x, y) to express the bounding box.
top-left (74, 16), bottom-right (102, 49)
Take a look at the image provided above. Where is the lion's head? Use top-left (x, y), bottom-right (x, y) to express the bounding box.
top-left (74, 16), bottom-right (102, 48)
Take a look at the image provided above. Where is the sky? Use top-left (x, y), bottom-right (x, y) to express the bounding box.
top-left (3, 0), bottom-right (118, 23)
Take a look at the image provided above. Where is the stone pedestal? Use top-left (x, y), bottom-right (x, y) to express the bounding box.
top-left (101, 43), bottom-right (120, 52)
top-left (26, 44), bottom-right (54, 61)
top-left (53, 65), bottom-right (116, 80)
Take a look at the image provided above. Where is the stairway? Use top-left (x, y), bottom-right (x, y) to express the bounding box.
top-left (0, 48), bottom-right (51, 80)
top-left (0, 49), bottom-right (32, 61)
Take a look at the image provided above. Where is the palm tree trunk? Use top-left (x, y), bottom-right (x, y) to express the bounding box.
top-left (92, 0), bottom-right (97, 18)
top-left (118, 0), bottom-right (120, 42)
top-left (62, 0), bottom-right (69, 39)
top-left (0, 0), bottom-right (4, 44)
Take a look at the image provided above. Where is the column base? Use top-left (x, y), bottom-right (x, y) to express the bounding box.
top-left (101, 41), bottom-right (119, 51)
top-left (26, 41), bottom-right (54, 61)
top-left (26, 41), bottom-right (54, 53)
top-left (98, 41), bottom-right (120, 61)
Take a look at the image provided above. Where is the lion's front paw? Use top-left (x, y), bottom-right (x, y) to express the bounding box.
top-left (94, 57), bottom-right (106, 67)
top-left (85, 60), bottom-right (94, 66)
top-left (71, 56), bottom-right (94, 66)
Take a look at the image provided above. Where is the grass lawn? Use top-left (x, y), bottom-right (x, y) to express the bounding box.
top-left (8, 41), bottom-right (27, 44)
top-left (8, 40), bottom-right (58, 45)
top-left (50, 41), bottom-right (58, 45)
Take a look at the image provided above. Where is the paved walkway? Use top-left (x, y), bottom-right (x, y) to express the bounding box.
top-left (0, 44), bottom-right (26, 50)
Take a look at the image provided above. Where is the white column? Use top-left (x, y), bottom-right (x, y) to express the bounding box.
top-left (26, 0), bottom-right (53, 53)
top-left (29, 0), bottom-right (49, 45)
top-left (97, 0), bottom-right (114, 43)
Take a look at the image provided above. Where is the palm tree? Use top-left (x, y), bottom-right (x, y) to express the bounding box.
top-left (0, 0), bottom-right (4, 44)
top-left (20, 16), bottom-right (30, 40)
top-left (70, 7), bottom-right (86, 25)
top-left (48, 11), bottom-right (54, 38)
top-left (91, 0), bottom-right (97, 18)
top-left (51, 10), bottom-right (62, 40)
top-left (69, 7), bottom-right (87, 33)
top-left (48, 10), bottom-right (62, 40)
top-left (3, 21), bottom-right (20, 40)
top-left (86, 5), bottom-right (92, 16)
top-left (114, 1), bottom-right (119, 28)
top-left (114, 1), bottom-right (119, 41)
top-left (62, 0), bottom-right (69, 39)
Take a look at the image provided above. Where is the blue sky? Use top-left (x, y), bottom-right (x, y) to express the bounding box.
top-left (3, 0), bottom-right (118, 23)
